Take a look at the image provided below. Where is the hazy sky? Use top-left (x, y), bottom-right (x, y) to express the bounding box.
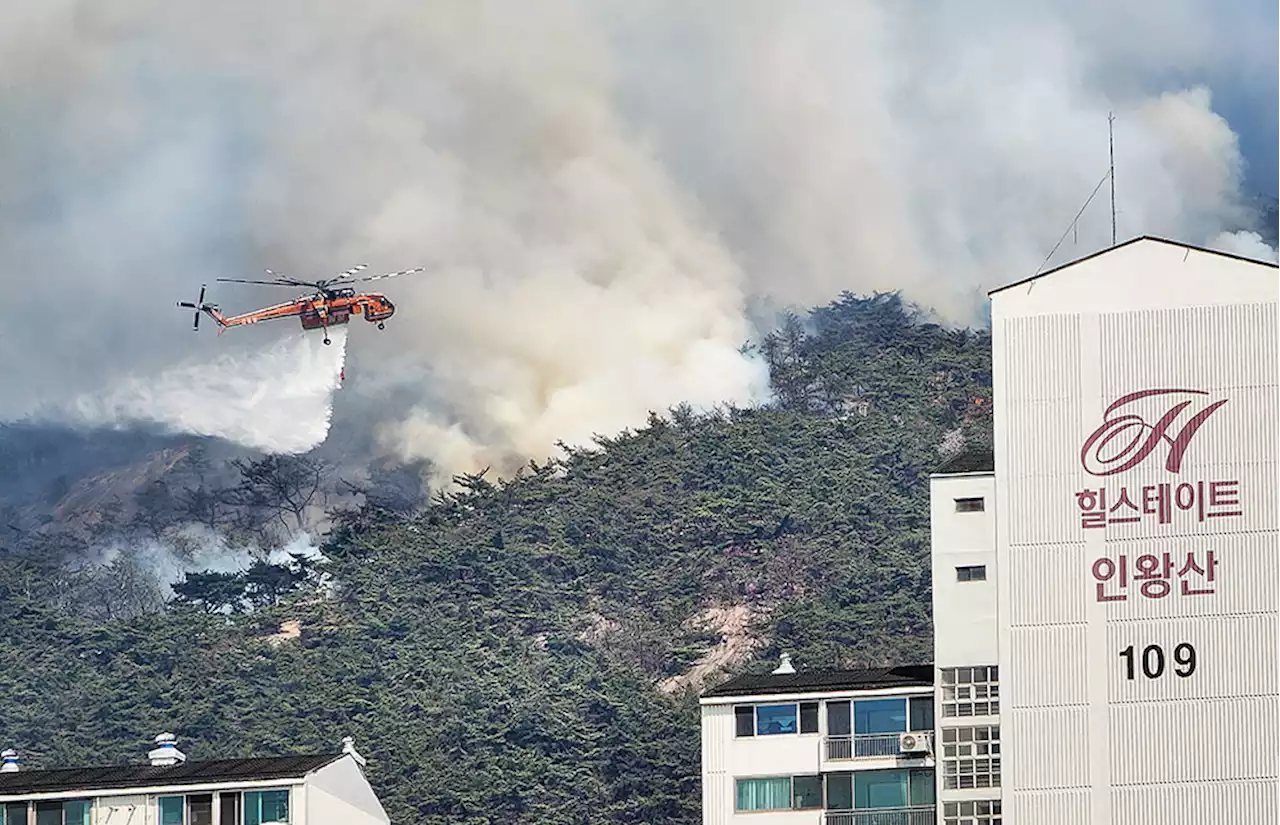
top-left (1, 0), bottom-right (1275, 477)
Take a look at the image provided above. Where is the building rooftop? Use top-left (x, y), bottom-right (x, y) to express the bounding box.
top-left (702, 663), bottom-right (933, 698)
top-left (932, 448), bottom-right (994, 475)
top-left (0, 753), bottom-right (343, 796)
top-left (988, 234), bottom-right (1279, 297)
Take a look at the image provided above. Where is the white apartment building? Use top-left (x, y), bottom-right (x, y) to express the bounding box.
top-left (702, 236), bottom-right (1277, 825)
top-left (985, 235), bottom-right (1279, 823)
top-left (930, 449), bottom-right (1001, 825)
top-left (700, 654), bottom-right (937, 825)
top-left (0, 733), bottom-right (390, 825)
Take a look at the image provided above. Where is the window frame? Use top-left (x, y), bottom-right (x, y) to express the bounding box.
top-left (940, 666), bottom-right (1001, 718)
top-left (734, 776), bottom-right (793, 812)
top-left (733, 701), bottom-right (821, 738)
top-left (954, 497), bottom-right (985, 513)
top-left (243, 787), bottom-right (290, 825)
top-left (31, 800), bottom-right (91, 825)
top-left (956, 565), bottom-right (987, 582)
top-left (734, 774), bottom-right (828, 812)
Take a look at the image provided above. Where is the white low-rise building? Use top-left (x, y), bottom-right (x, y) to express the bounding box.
top-left (700, 654), bottom-right (937, 824)
top-left (0, 733), bottom-right (390, 825)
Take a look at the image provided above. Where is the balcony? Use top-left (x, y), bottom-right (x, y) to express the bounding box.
top-left (823, 806), bottom-right (936, 825)
top-left (824, 733), bottom-right (932, 761)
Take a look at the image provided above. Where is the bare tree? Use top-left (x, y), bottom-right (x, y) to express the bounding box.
top-left (227, 454), bottom-right (329, 536)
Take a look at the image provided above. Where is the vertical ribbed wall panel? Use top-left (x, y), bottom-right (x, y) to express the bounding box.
top-left (1007, 626), bottom-right (1089, 707)
top-left (1006, 543), bottom-right (1088, 627)
top-left (1006, 707), bottom-right (1090, 789)
top-left (1007, 789), bottom-right (1090, 825)
top-left (995, 270), bottom-right (1278, 824)
top-left (1111, 778), bottom-right (1280, 825)
top-left (1108, 695), bottom-right (1278, 783)
top-left (702, 706), bottom-right (731, 825)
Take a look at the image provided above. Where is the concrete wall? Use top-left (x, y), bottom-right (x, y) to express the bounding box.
top-left (991, 238), bottom-right (1279, 824)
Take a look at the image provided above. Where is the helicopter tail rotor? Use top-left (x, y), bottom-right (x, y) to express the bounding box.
top-left (176, 284), bottom-right (209, 331)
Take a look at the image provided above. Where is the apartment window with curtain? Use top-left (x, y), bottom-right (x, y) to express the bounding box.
top-left (734, 776), bottom-right (823, 812)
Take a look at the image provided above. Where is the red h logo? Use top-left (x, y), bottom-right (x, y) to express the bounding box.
top-left (1080, 388), bottom-right (1227, 477)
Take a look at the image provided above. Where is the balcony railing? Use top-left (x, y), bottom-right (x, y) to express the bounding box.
top-left (823, 806), bottom-right (936, 825)
top-left (824, 733), bottom-right (932, 760)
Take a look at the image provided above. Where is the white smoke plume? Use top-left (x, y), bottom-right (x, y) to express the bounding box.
top-left (0, 0), bottom-right (1273, 481)
top-left (91, 523), bottom-right (326, 601)
top-left (61, 329), bottom-right (347, 454)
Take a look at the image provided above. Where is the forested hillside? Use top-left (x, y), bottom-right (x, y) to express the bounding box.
top-left (0, 292), bottom-right (991, 824)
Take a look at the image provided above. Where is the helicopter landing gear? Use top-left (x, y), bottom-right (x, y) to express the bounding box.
top-left (377, 322), bottom-right (385, 330)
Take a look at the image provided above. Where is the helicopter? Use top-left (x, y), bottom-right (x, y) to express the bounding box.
top-left (177, 264), bottom-right (425, 345)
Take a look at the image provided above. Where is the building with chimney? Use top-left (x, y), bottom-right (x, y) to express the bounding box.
top-left (699, 653), bottom-right (937, 824)
top-left (0, 734), bottom-right (389, 825)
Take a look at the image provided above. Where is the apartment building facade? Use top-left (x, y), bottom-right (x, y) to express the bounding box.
top-left (700, 655), bottom-right (937, 825)
top-left (930, 449), bottom-right (1001, 825)
top-left (0, 734), bottom-right (389, 825)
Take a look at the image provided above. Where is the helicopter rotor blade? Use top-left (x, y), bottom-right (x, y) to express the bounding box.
top-left (329, 266), bottom-right (427, 287)
top-left (177, 284), bottom-right (208, 331)
top-left (216, 277), bottom-right (315, 288)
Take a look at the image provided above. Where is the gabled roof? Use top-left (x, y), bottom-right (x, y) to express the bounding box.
top-left (0, 754), bottom-right (343, 796)
top-left (702, 664), bottom-right (933, 698)
top-left (989, 235), bottom-right (1279, 297)
top-left (932, 448), bottom-right (994, 476)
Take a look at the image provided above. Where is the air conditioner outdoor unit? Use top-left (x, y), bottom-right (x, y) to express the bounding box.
top-left (899, 732), bottom-right (931, 754)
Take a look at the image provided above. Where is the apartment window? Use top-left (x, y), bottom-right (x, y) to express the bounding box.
top-left (827, 696), bottom-right (931, 736)
top-left (244, 789), bottom-right (289, 824)
top-left (159, 797), bottom-right (184, 825)
top-left (956, 565), bottom-right (986, 582)
top-left (854, 698), bottom-right (906, 734)
top-left (827, 700), bottom-right (852, 736)
top-left (31, 801), bottom-right (90, 825)
top-left (734, 701), bottom-right (819, 736)
top-left (940, 725), bottom-right (1001, 789)
top-left (825, 769), bottom-right (935, 810)
top-left (940, 666), bottom-right (1000, 717)
top-left (908, 695), bottom-right (934, 731)
top-left (799, 701), bottom-right (819, 734)
top-left (756, 703), bottom-right (797, 735)
top-left (792, 775), bottom-right (823, 809)
top-left (734, 775), bottom-right (825, 812)
top-left (944, 799), bottom-right (1002, 824)
top-left (2, 803), bottom-right (29, 825)
top-left (955, 497), bottom-right (985, 513)
top-left (187, 794), bottom-right (213, 825)
top-left (220, 792), bottom-right (241, 825)
top-left (159, 792), bottom-right (264, 825)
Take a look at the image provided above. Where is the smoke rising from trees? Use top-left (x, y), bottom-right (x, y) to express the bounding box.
top-left (1, 0), bottom-right (1273, 479)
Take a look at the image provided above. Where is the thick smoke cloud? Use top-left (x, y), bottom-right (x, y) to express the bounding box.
top-left (0, 0), bottom-right (1273, 480)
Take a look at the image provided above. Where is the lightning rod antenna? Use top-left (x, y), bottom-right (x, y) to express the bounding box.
top-left (1108, 111), bottom-right (1117, 246)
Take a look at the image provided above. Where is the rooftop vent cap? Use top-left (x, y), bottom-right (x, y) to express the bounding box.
top-left (0, 750), bottom-right (18, 773)
top-left (772, 652), bottom-right (796, 675)
top-left (341, 736), bottom-right (367, 769)
top-left (148, 733), bottom-right (187, 767)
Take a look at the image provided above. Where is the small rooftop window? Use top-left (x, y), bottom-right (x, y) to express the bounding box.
top-left (956, 565), bottom-right (986, 582)
top-left (954, 497), bottom-right (985, 513)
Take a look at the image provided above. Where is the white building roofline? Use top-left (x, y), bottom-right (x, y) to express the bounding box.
top-left (0, 774), bottom-right (309, 803)
top-left (699, 684), bottom-right (934, 706)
